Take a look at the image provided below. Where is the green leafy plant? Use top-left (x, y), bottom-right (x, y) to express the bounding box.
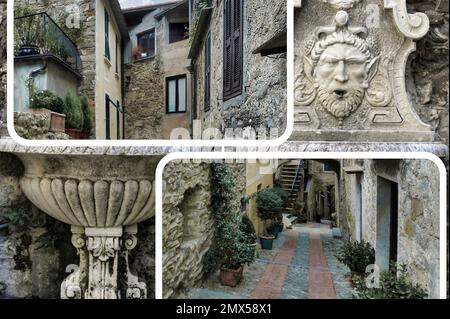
top-left (80, 95), bottom-right (92, 130)
top-left (221, 214), bottom-right (257, 270)
top-left (334, 240), bottom-right (375, 273)
top-left (29, 90), bottom-right (65, 114)
top-left (203, 163), bottom-right (257, 275)
top-left (64, 92), bottom-right (84, 129)
top-left (354, 263), bottom-right (428, 299)
top-left (240, 214), bottom-right (257, 244)
top-left (255, 188), bottom-right (284, 221)
top-left (271, 187), bottom-right (289, 206)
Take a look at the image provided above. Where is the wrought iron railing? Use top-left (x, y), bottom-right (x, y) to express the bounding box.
top-left (14, 12), bottom-right (82, 73)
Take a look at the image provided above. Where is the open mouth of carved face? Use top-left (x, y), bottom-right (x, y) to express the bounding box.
top-left (333, 90), bottom-right (347, 98)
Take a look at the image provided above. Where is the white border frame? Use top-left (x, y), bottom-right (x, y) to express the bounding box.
top-left (6, 1), bottom-right (294, 147)
top-left (155, 152), bottom-right (447, 299)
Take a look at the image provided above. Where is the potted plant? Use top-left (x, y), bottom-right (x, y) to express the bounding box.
top-left (28, 89), bottom-right (66, 133)
top-left (132, 46), bottom-right (144, 60)
top-left (63, 92), bottom-right (84, 139)
top-left (80, 95), bottom-right (93, 139)
top-left (353, 263), bottom-right (427, 299)
top-left (259, 233), bottom-right (275, 250)
top-left (255, 188), bottom-right (284, 248)
top-left (334, 240), bottom-right (375, 285)
top-left (219, 215), bottom-right (257, 287)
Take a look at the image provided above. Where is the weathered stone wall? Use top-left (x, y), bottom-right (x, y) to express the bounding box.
top-left (195, 0), bottom-right (287, 136)
top-left (0, 0), bottom-right (6, 136)
top-left (340, 159), bottom-right (441, 298)
top-left (15, 0), bottom-right (97, 101)
top-left (124, 8), bottom-right (192, 140)
top-left (163, 161), bottom-right (213, 298)
top-left (407, 0), bottom-right (449, 145)
top-left (124, 59), bottom-right (165, 139)
top-left (14, 112), bottom-right (69, 140)
top-left (0, 152), bottom-right (75, 299)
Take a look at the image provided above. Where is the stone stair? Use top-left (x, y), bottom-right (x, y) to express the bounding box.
top-left (279, 160), bottom-right (303, 214)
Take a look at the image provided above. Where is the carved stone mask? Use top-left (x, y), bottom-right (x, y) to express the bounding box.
top-left (302, 12), bottom-right (378, 121)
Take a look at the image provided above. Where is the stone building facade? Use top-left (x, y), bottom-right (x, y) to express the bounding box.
top-left (123, 2), bottom-right (192, 139)
top-left (14, 0), bottom-right (128, 140)
top-left (190, 0), bottom-right (287, 137)
top-left (338, 158), bottom-right (442, 299)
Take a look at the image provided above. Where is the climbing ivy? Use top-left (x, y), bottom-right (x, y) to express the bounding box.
top-left (203, 162), bottom-right (257, 274)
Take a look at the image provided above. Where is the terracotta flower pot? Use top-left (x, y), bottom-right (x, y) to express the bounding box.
top-left (219, 266), bottom-right (243, 287)
top-left (65, 128), bottom-right (84, 139)
top-left (29, 108), bottom-right (66, 133)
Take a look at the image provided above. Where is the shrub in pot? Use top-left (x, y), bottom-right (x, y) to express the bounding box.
top-left (256, 188), bottom-right (284, 246)
top-left (354, 263), bottom-right (427, 299)
top-left (334, 240), bottom-right (375, 274)
top-left (29, 90), bottom-right (66, 133)
top-left (219, 214), bottom-right (257, 287)
top-left (259, 234), bottom-right (275, 250)
top-left (80, 95), bottom-right (92, 139)
top-left (64, 92), bottom-right (84, 139)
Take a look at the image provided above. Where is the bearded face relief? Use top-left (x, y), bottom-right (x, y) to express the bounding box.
top-left (314, 42), bottom-right (371, 120)
top-left (300, 11), bottom-right (378, 124)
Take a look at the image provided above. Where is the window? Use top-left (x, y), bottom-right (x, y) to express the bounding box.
top-left (204, 32), bottom-right (211, 111)
top-left (166, 75), bottom-right (187, 113)
top-left (137, 29), bottom-right (155, 59)
top-left (223, 0), bottom-right (243, 100)
top-left (104, 9), bottom-right (111, 60)
top-left (115, 35), bottom-right (119, 73)
top-left (169, 22), bottom-right (189, 43)
top-left (105, 94), bottom-right (111, 140)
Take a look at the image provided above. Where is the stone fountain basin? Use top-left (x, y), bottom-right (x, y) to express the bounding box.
top-left (12, 150), bottom-right (162, 228)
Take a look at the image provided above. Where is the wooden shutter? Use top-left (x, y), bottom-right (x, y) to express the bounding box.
top-left (116, 101), bottom-right (121, 140)
top-left (223, 0), bottom-right (243, 101)
top-left (205, 32), bottom-right (211, 111)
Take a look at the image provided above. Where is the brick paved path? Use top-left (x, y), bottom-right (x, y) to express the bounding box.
top-left (308, 232), bottom-right (337, 299)
top-left (187, 223), bottom-right (352, 299)
top-left (250, 231), bottom-right (299, 299)
top-left (251, 223), bottom-right (350, 299)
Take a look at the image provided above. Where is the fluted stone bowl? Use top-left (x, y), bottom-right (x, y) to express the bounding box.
top-left (14, 152), bottom-right (161, 228)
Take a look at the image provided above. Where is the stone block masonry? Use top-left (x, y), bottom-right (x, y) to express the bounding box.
top-left (124, 59), bottom-right (165, 139)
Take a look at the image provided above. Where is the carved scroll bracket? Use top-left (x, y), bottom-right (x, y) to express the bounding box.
top-left (384, 0), bottom-right (430, 39)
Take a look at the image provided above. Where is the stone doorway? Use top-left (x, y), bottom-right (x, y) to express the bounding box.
top-left (376, 177), bottom-right (398, 271)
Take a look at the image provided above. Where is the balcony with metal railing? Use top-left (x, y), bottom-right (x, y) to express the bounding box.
top-left (14, 12), bottom-right (82, 74)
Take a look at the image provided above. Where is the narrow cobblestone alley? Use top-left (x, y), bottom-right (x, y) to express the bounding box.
top-left (186, 223), bottom-right (353, 299)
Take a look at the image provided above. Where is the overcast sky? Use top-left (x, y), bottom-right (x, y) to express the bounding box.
top-left (119, 0), bottom-right (174, 9)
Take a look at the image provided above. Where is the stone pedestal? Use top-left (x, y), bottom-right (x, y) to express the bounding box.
top-left (61, 225), bottom-right (146, 299)
top-left (1, 145), bottom-right (162, 299)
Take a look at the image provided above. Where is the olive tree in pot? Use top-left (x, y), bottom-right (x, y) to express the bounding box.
top-left (256, 188), bottom-right (284, 250)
